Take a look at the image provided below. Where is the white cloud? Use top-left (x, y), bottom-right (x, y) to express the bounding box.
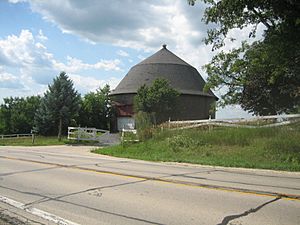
top-left (137, 55), bottom-right (146, 62)
top-left (36, 29), bottom-right (48, 42)
top-left (0, 30), bottom-right (36, 66)
top-left (0, 29), bottom-right (123, 99)
top-left (0, 30), bottom-right (122, 81)
top-left (69, 74), bottom-right (120, 94)
top-left (26, 0), bottom-right (216, 76)
top-left (217, 105), bottom-right (253, 119)
top-left (54, 56), bottom-right (121, 73)
top-left (0, 68), bottom-right (24, 89)
top-left (27, 0), bottom-right (207, 52)
top-left (117, 50), bottom-right (129, 57)
top-left (8, 0), bottom-right (27, 3)
top-left (222, 24), bottom-right (265, 52)
top-left (23, 0), bottom-right (258, 71)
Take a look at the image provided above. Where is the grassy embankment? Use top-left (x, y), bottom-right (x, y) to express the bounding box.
top-left (93, 122), bottom-right (300, 171)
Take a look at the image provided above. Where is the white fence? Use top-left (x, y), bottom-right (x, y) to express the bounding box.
top-left (121, 129), bottom-right (139, 143)
top-left (67, 127), bottom-right (109, 141)
top-left (169, 114), bottom-right (300, 130)
top-left (0, 133), bottom-right (33, 139)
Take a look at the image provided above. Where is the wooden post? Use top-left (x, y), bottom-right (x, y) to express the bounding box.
top-left (77, 127), bottom-right (80, 142)
top-left (93, 128), bottom-right (96, 141)
top-left (67, 127), bottom-right (70, 140)
top-left (121, 129), bottom-right (124, 148)
top-left (32, 133), bottom-right (35, 144)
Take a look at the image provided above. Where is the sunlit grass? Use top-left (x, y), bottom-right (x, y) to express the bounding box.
top-left (93, 122), bottom-right (300, 171)
top-left (0, 136), bottom-right (67, 146)
top-left (0, 135), bottom-right (101, 146)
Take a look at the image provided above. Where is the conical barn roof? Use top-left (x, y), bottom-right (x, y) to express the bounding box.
top-left (111, 45), bottom-right (216, 98)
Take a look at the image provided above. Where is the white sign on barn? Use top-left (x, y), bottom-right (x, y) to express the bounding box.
top-left (117, 117), bottom-right (135, 131)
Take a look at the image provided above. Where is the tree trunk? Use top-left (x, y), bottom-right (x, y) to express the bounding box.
top-left (58, 117), bottom-right (62, 141)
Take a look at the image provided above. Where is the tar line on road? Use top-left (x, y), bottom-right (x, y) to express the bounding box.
top-left (0, 155), bottom-right (299, 202)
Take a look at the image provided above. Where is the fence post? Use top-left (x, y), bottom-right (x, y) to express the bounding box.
top-left (67, 127), bottom-right (70, 140)
top-left (209, 115), bottom-right (212, 132)
top-left (93, 128), bottom-right (96, 140)
top-left (121, 129), bottom-right (124, 147)
top-left (77, 127), bottom-right (80, 141)
top-left (32, 133), bottom-right (35, 144)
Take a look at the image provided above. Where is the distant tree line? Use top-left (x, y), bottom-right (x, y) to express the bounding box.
top-left (0, 96), bottom-right (41, 135)
top-left (0, 72), bottom-right (111, 140)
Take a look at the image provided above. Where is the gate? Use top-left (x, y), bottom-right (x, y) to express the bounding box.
top-left (67, 127), bottom-right (109, 141)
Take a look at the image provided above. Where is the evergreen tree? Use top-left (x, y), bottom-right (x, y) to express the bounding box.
top-left (34, 72), bottom-right (81, 140)
top-left (34, 98), bottom-right (55, 135)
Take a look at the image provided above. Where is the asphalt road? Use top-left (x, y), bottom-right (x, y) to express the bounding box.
top-left (0, 146), bottom-right (299, 225)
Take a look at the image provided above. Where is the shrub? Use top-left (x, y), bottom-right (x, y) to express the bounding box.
top-left (135, 111), bottom-right (155, 141)
top-left (168, 134), bottom-right (195, 152)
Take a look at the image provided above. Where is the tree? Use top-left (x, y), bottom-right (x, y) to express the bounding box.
top-left (34, 72), bottom-right (81, 140)
top-left (134, 78), bottom-right (179, 123)
top-left (0, 96), bottom-right (41, 134)
top-left (78, 84), bottom-right (111, 129)
top-left (34, 97), bottom-right (56, 135)
top-left (189, 0), bottom-right (300, 115)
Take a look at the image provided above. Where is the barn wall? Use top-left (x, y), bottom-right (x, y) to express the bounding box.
top-left (110, 93), bottom-right (216, 123)
top-left (111, 94), bottom-right (135, 105)
top-left (171, 95), bottom-right (216, 120)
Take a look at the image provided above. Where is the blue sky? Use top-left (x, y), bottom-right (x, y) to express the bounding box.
top-left (0, 0), bottom-right (254, 118)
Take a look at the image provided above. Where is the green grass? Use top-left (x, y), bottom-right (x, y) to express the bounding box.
top-left (0, 136), bottom-right (102, 146)
top-left (0, 136), bottom-right (68, 146)
top-left (93, 122), bottom-right (300, 171)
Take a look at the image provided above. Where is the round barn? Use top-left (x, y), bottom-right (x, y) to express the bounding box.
top-left (110, 45), bottom-right (218, 131)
